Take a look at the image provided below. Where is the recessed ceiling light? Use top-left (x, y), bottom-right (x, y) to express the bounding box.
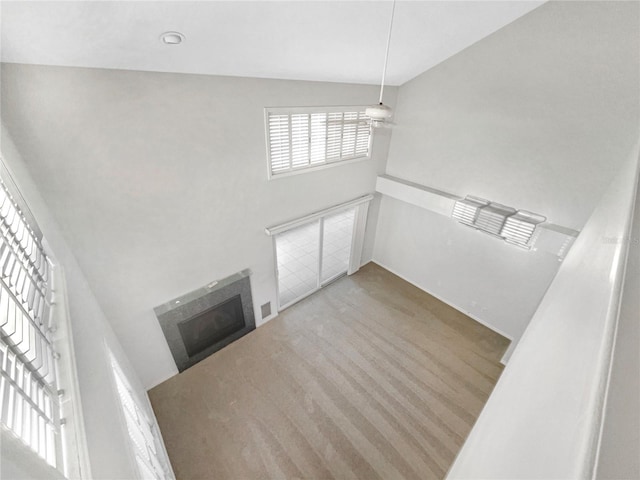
top-left (161, 31), bottom-right (185, 45)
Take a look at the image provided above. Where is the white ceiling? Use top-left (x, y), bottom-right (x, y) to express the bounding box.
top-left (1, 1), bottom-right (544, 86)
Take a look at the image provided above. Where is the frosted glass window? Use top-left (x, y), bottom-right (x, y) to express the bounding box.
top-left (275, 220), bottom-right (320, 308)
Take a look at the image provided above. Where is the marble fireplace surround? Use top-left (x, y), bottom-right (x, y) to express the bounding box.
top-left (154, 269), bottom-right (256, 372)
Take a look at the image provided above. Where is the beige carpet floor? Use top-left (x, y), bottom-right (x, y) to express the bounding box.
top-left (149, 263), bottom-right (509, 480)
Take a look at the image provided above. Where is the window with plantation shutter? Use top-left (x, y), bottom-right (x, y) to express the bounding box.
top-left (110, 353), bottom-right (174, 480)
top-left (265, 106), bottom-right (371, 177)
top-left (0, 160), bottom-right (93, 479)
top-left (0, 174), bottom-right (63, 469)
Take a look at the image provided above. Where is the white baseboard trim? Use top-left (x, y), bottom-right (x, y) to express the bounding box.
top-left (369, 259), bottom-right (515, 365)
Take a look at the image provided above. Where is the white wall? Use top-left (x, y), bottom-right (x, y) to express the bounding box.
top-left (595, 150), bottom-right (640, 478)
top-left (0, 63), bottom-right (396, 389)
top-left (374, 0), bottom-right (639, 350)
top-left (374, 197), bottom-right (561, 348)
top-left (0, 125), bottom-right (148, 479)
top-left (447, 140), bottom-right (639, 479)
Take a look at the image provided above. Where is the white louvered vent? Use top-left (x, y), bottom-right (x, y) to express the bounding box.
top-left (266, 107), bottom-right (371, 177)
top-left (501, 211), bottom-right (546, 247)
top-left (452, 195), bottom-right (546, 249)
top-left (452, 196), bottom-right (489, 225)
top-left (475, 203), bottom-right (517, 236)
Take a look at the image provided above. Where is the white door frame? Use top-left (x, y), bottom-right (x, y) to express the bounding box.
top-left (267, 195), bottom-right (373, 312)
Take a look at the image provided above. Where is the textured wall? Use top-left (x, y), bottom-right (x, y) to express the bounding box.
top-left (0, 64), bottom-right (395, 388)
top-left (596, 151), bottom-right (640, 479)
top-left (374, 0), bottom-right (640, 350)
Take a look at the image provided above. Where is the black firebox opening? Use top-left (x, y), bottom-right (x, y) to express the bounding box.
top-left (177, 294), bottom-right (246, 358)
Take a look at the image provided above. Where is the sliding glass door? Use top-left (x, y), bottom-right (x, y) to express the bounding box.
top-left (274, 207), bottom-right (358, 310)
top-left (320, 208), bottom-right (355, 285)
top-left (275, 220), bottom-right (320, 308)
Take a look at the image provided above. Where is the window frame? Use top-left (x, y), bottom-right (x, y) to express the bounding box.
top-left (264, 105), bottom-right (373, 180)
top-left (108, 350), bottom-right (175, 480)
top-left (266, 194), bottom-right (373, 312)
top-left (48, 252), bottom-right (92, 479)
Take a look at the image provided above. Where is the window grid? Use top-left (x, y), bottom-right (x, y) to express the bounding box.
top-left (111, 355), bottom-right (174, 480)
top-left (0, 177), bottom-right (60, 468)
top-left (266, 107), bottom-right (371, 177)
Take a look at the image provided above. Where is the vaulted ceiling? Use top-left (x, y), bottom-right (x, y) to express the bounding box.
top-left (1, 1), bottom-right (544, 85)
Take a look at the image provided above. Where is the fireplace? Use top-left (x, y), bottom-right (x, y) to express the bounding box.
top-left (154, 269), bottom-right (256, 372)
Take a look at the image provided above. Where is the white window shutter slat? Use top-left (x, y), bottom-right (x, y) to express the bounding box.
top-left (290, 114), bottom-right (310, 168)
top-left (341, 112), bottom-right (358, 158)
top-left (0, 176), bottom-right (60, 469)
top-left (356, 112), bottom-right (370, 155)
top-left (310, 113), bottom-right (327, 165)
top-left (111, 354), bottom-right (173, 480)
top-left (326, 112), bottom-right (342, 161)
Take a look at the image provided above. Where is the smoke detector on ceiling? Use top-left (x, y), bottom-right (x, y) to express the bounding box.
top-left (160, 31), bottom-right (185, 45)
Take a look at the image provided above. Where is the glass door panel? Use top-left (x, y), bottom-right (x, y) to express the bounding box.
top-left (275, 220), bottom-right (320, 308)
top-left (320, 208), bottom-right (356, 285)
